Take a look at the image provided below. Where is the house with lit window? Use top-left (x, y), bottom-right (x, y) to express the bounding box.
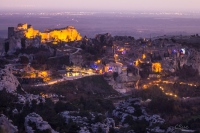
top-left (104, 62), bottom-right (122, 74)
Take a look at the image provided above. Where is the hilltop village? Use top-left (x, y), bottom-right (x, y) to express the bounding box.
top-left (0, 23), bottom-right (200, 133)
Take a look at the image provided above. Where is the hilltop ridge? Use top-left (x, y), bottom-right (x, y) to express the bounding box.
top-left (9, 23), bottom-right (82, 43)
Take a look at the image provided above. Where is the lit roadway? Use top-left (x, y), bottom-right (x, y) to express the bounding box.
top-left (71, 48), bottom-right (82, 55)
top-left (50, 46), bottom-right (82, 59)
top-left (34, 73), bottom-right (99, 87)
top-left (141, 79), bottom-right (199, 99)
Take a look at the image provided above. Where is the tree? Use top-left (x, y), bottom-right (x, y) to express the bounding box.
top-left (19, 56), bottom-right (29, 65)
top-left (113, 72), bottom-right (118, 81)
top-left (0, 59), bottom-right (9, 68)
top-left (21, 38), bottom-right (26, 49)
top-left (0, 89), bottom-right (18, 114)
top-left (148, 97), bottom-right (175, 114)
top-left (98, 127), bottom-right (103, 133)
top-left (35, 52), bottom-right (48, 65)
top-left (177, 65), bottom-right (199, 80)
top-left (4, 40), bottom-right (9, 54)
top-left (100, 35), bottom-right (105, 44)
top-left (54, 101), bottom-right (77, 113)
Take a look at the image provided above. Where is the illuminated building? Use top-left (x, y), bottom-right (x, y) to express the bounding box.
top-left (134, 60), bottom-right (139, 66)
top-left (16, 23), bottom-right (82, 43)
top-left (25, 26), bottom-right (39, 38)
top-left (40, 32), bottom-right (50, 42)
top-left (38, 71), bottom-right (48, 78)
top-left (142, 54), bottom-right (146, 59)
top-left (17, 23), bottom-right (28, 30)
top-left (95, 60), bottom-right (101, 64)
top-left (108, 66), bottom-right (113, 72)
top-left (152, 63), bottom-right (162, 73)
top-left (180, 48), bottom-right (186, 55)
top-left (40, 26), bottom-right (82, 42)
top-left (105, 62), bottom-right (122, 73)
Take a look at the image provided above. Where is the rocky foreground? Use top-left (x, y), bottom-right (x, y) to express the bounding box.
top-left (0, 66), bottom-right (173, 133)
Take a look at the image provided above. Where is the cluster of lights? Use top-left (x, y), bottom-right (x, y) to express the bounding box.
top-left (152, 80), bottom-right (198, 87)
top-left (142, 82), bottom-right (178, 98)
top-left (40, 93), bottom-right (48, 98)
top-left (90, 64), bottom-right (98, 69)
top-left (95, 60), bottom-right (101, 64)
top-left (142, 54), bottom-right (146, 59)
top-left (108, 67), bottom-right (113, 72)
top-left (179, 82), bottom-right (197, 87)
top-left (142, 79), bottom-right (199, 98)
top-left (158, 85), bottom-right (178, 98)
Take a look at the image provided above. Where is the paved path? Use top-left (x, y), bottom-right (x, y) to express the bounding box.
top-left (33, 73), bottom-right (99, 87)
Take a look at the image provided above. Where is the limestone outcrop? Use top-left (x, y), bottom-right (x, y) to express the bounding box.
top-left (186, 48), bottom-right (200, 75)
top-left (24, 113), bottom-right (58, 133)
top-left (0, 114), bottom-right (18, 133)
top-left (22, 24), bottom-right (82, 42)
top-left (0, 65), bottom-right (19, 93)
top-left (40, 26), bottom-right (82, 42)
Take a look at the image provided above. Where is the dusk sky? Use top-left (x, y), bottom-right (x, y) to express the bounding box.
top-left (1, 0), bottom-right (200, 12)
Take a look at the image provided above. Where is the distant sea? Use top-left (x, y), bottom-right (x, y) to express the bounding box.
top-left (1, 12), bottom-right (200, 39)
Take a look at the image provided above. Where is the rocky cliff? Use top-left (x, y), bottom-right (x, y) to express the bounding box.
top-left (0, 65), bottom-right (19, 93)
top-left (186, 48), bottom-right (200, 75)
top-left (0, 114), bottom-right (18, 133)
top-left (24, 113), bottom-right (58, 133)
top-left (24, 25), bottom-right (82, 42)
top-left (41, 26), bottom-right (82, 42)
